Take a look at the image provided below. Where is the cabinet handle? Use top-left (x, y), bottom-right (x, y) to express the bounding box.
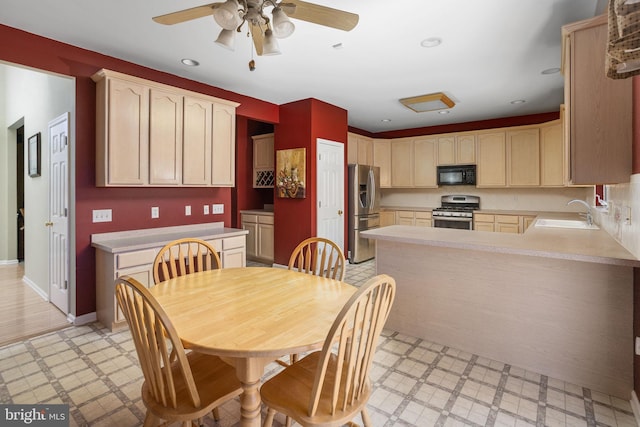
top-left (45, 222), bottom-right (54, 227)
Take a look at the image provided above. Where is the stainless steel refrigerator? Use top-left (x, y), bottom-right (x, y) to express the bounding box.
top-left (348, 164), bottom-right (380, 263)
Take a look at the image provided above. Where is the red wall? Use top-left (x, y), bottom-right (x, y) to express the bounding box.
top-left (273, 99), bottom-right (348, 265)
top-left (0, 24), bottom-right (278, 316)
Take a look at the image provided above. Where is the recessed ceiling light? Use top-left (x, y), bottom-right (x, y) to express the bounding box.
top-left (438, 110), bottom-right (450, 115)
top-left (420, 37), bottom-right (442, 48)
top-left (510, 99), bottom-right (526, 105)
top-left (332, 43), bottom-right (343, 49)
top-left (181, 58), bottom-right (200, 66)
top-left (541, 67), bottom-right (561, 75)
top-left (381, 118), bottom-right (392, 122)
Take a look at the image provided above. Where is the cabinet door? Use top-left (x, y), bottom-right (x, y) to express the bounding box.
top-left (396, 211), bottom-right (415, 225)
top-left (347, 133), bottom-right (359, 164)
top-left (149, 89), bottom-right (183, 185)
top-left (540, 121), bottom-right (564, 187)
top-left (567, 19), bottom-right (632, 184)
top-left (358, 137), bottom-right (373, 166)
top-left (222, 247), bottom-right (246, 268)
top-left (474, 222), bottom-right (495, 232)
top-left (391, 139), bottom-right (413, 187)
top-left (507, 128), bottom-right (540, 186)
top-left (373, 139), bottom-right (391, 188)
top-left (258, 223), bottom-right (274, 261)
top-left (457, 134), bottom-right (476, 164)
top-left (477, 132), bottom-right (506, 187)
top-left (521, 215), bottom-right (537, 232)
top-left (437, 136), bottom-right (456, 165)
top-left (183, 96), bottom-right (212, 185)
top-left (211, 102), bottom-right (235, 186)
top-left (379, 211), bottom-right (396, 227)
top-left (253, 134), bottom-right (274, 169)
top-left (115, 265), bottom-right (153, 322)
top-left (495, 223), bottom-right (519, 233)
top-left (242, 220), bottom-right (258, 258)
top-left (414, 137), bottom-right (437, 187)
top-left (104, 78), bottom-right (149, 185)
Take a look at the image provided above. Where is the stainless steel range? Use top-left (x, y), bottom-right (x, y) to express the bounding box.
top-left (432, 195), bottom-right (480, 230)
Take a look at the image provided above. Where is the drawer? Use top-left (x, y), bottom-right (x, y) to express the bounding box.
top-left (117, 248), bottom-right (157, 269)
top-left (258, 215), bottom-right (274, 225)
top-left (242, 214), bottom-right (258, 223)
top-left (415, 211), bottom-right (432, 219)
top-left (495, 215), bottom-right (519, 224)
top-left (207, 239), bottom-right (222, 252)
top-left (474, 213), bottom-right (495, 222)
top-left (396, 211), bottom-right (415, 219)
top-left (223, 235), bottom-right (246, 250)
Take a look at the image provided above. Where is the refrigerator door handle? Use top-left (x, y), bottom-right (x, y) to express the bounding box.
top-left (368, 169), bottom-right (375, 210)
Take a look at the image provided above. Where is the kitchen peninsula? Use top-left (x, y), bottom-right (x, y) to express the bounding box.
top-left (362, 218), bottom-right (640, 399)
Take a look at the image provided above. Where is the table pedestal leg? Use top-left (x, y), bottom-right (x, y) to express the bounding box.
top-left (222, 356), bottom-right (273, 427)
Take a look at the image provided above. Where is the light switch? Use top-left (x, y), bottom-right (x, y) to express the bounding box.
top-left (185, 205), bottom-right (191, 216)
top-left (204, 205), bottom-right (210, 215)
top-left (212, 204), bottom-right (224, 214)
top-left (92, 209), bottom-right (112, 223)
top-left (151, 206), bottom-right (159, 219)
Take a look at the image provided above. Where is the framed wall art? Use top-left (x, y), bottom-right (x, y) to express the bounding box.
top-left (276, 148), bottom-right (306, 199)
top-left (28, 132), bottom-right (41, 177)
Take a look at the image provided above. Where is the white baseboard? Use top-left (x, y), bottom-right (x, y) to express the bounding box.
top-left (22, 275), bottom-right (48, 300)
top-left (631, 391), bottom-right (640, 426)
top-left (69, 312), bottom-right (97, 326)
top-left (0, 259), bottom-right (19, 265)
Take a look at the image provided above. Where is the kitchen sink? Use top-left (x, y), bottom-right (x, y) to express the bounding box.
top-left (534, 218), bottom-right (599, 230)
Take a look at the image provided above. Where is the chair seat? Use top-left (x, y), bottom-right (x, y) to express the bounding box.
top-left (142, 352), bottom-right (242, 422)
top-left (260, 352), bottom-right (371, 427)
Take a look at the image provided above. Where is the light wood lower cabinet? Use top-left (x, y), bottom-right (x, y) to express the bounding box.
top-left (380, 211), bottom-right (396, 227)
top-left (474, 213), bottom-right (536, 233)
top-left (95, 235), bottom-right (246, 331)
top-left (242, 213), bottom-right (274, 263)
top-left (395, 210), bottom-right (432, 227)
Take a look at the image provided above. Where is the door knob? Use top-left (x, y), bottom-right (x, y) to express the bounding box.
top-left (45, 222), bottom-right (53, 227)
top-left (338, 210), bottom-right (343, 215)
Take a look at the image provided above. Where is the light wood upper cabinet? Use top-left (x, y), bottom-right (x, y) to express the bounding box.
top-left (347, 133), bottom-right (373, 165)
top-left (373, 139), bottom-right (391, 188)
top-left (183, 96), bottom-right (213, 186)
top-left (252, 133), bottom-right (274, 188)
top-left (413, 137), bottom-right (438, 187)
top-left (562, 15), bottom-right (632, 184)
top-left (506, 127), bottom-right (539, 187)
top-left (539, 120), bottom-right (564, 187)
top-left (211, 102), bottom-right (236, 186)
top-left (149, 88), bottom-right (183, 185)
top-left (437, 133), bottom-right (476, 165)
top-left (92, 69), bottom-right (238, 187)
top-left (95, 76), bottom-right (149, 186)
top-left (476, 132), bottom-right (506, 187)
top-left (391, 139), bottom-right (414, 187)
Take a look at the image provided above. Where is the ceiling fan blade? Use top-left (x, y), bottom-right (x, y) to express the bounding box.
top-left (280, 0), bottom-right (359, 31)
top-left (251, 23), bottom-right (265, 56)
top-left (153, 3), bottom-right (221, 25)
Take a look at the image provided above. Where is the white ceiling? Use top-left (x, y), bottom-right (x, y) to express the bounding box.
top-left (1, 0), bottom-right (604, 133)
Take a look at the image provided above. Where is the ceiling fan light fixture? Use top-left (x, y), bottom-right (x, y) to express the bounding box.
top-left (215, 28), bottom-right (236, 50)
top-left (213, 0), bottom-right (242, 30)
top-left (272, 7), bottom-right (295, 38)
top-left (262, 29), bottom-right (282, 55)
top-left (400, 92), bottom-right (455, 113)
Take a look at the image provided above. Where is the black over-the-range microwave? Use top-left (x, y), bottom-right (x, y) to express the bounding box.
top-left (437, 164), bottom-right (476, 186)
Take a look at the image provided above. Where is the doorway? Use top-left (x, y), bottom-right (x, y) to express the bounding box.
top-left (316, 138), bottom-right (345, 250)
top-left (16, 126), bottom-right (24, 261)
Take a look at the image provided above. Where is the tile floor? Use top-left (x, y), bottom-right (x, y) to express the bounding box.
top-left (0, 259), bottom-right (637, 427)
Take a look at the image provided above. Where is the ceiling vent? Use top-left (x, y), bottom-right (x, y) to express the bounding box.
top-left (400, 92), bottom-right (455, 113)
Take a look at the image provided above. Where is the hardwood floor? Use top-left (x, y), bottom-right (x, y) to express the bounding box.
top-left (0, 263), bottom-right (70, 347)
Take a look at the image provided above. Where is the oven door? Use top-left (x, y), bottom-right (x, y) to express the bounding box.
top-left (433, 216), bottom-right (473, 230)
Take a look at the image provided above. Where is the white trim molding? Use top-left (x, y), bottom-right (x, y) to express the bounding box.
top-left (631, 390), bottom-right (640, 426)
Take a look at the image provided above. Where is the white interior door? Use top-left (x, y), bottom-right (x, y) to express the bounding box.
top-left (316, 139), bottom-right (345, 250)
top-left (49, 113), bottom-right (69, 314)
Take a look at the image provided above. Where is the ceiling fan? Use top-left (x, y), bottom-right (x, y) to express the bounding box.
top-left (153, 0), bottom-right (359, 59)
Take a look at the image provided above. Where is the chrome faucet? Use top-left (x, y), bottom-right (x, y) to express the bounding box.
top-left (568, 199), bottom-right (593, 225)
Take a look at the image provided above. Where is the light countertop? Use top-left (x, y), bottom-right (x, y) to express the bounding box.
top-left (240, 209), bottom-right (274, 215)
top-left (91, 222), bottom-right (247, 253)
top-left (363, 213), bottom-right (640, 267)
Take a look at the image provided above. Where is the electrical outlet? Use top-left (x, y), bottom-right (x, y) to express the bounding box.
top-left (203, 205), bottom-right (210, 215)
top-left (635, 337), bottom-right (640, 356)
top-left (151, 206), bottom-right (159, 219)
top-left (624, 206), bottom-right (632, 225)
top-left (92, 209), bottom-right (112, 223)
top-left (185, 205), bottom-right (191, 216)
top-left (212, 204), bottom-right (224, 214)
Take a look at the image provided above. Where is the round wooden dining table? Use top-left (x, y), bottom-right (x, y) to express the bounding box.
top-left (148, 266), bottom-right (357, 427)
